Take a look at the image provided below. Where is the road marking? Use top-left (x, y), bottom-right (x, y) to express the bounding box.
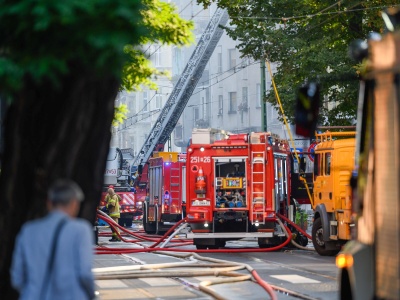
top-left (95, 279), bottom-right (128, 288)
top-left (270, 274), bottom-right (320, 284)
top-left (139, 277), bottom-right (180, 286)
top-left (99, 288), bottom-right (151, 299)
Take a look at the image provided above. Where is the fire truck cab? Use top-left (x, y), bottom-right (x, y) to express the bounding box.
top-left (186, 128), bottom-right (294, 249)
top-left (142, 152), bottom-right (186, 234)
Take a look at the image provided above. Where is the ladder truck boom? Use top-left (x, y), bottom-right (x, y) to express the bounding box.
top-left (131, 8), bottom-right (229, 168)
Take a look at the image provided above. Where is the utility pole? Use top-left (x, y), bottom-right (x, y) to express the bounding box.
top-left (260, 58), bottom-right (267, 131)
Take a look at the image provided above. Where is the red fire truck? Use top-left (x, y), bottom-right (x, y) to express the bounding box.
top-left (185, 128), bottom-right (305, 249)
top-left (142, 152), bottom-right (186, 234)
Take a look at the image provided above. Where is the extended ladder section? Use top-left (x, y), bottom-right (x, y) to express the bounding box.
top-left (251, 150), bottom-right (266, 225)
top-left (131, 9), bottom-right (229, 168)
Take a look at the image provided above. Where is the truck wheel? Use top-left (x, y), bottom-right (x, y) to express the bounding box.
top-left (124, 219), bottom-right (133, 227)
top-left (217, 239), bottom-right (226, 248)
top-left (196, 245), bottom-right (207, 249)
top-left (194, 238), bottom-right (222, 249)
top-left (258, 236), bottom-right (282, 248)
top-left (312, 217), bottom-right (337, 256)
top-left (143, 219), bottom-right (156, 234)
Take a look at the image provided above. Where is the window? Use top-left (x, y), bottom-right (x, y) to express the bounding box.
top-left (130, 137), bottom-right (135, 149)
top-left (127, 100), bottom-right (133, 115)
top-left (325, 153), bottom-right (331, 175)
top-left (126, 95), bottom-right (136, 115)
top-left (132, 94), bottom-right (137, 113)
top-left (155, 94), bottom-right (162, 109)
top-left (314, 154), bottom-right (321, 177)
top-left (218, 95), bottom-right (223, 116)
top-left (174, 124), bottom-right (183, 140)
top-left (256, 83), bottom-right (261, 108)
top-left (142, 91), bottom-right (148, 112)
top-left (217, 53), bottom-right (222, 73)
top-left (201, 97), bottom-right (206, 119)
top-left (228, 49), bottom-right (236, 69)
top-left (153, 45), bottom-right (161, 67)
top-left (193, 107), bottom-right (200, 126)
top-left (173, 47), bottom-right (183, 75)
top-left (242, 58), bottom-right (248, 79)
top-left (229, 92), bottom-right (237, 113)
top-left (242, 87), bottom-right (248, 107)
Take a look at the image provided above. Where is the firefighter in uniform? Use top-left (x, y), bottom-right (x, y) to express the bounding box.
top-left (105, 186), bottom-right (121, 242)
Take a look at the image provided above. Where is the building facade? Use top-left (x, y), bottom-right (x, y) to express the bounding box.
top-left (112, 1), bottom-right (307, 156)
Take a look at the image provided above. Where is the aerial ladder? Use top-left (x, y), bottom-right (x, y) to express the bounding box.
top-left (130, 8), bottom-right (229, 169)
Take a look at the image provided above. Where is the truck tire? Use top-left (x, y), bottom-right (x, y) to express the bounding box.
top-left (194, 238), bottom-right (223, 249)
top-left (312, 217), bottom-right (338, 256)
top-left (118, 218), bottom-right (132, 227)
top-left (196, 245), bottom-right (207, 249)
top-left (118, 215), bottom-right (133, 227)
top-left (124, 218), bottom-right (133, 227)
top-left (258, 236), bottom-right (283, 248)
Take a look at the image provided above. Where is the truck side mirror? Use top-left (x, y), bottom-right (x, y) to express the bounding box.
top-left (295, 82), bottom-right (320, 137)
top-left (138, 164), bottom-right (143, 175)
top-left (299, 157), bottom-right (306, 173)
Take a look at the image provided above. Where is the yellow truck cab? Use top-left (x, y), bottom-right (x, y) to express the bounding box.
top-left (312, 131), bottom-right (356, 256)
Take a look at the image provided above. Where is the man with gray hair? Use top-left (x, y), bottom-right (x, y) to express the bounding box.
top-left (10, 179), bottom-right (95, 300)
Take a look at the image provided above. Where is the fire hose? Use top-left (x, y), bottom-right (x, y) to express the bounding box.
top-left (94, 211), bottom-right (316, 299)
top-left (277, 213), bottom-right (315, 252)
top-left (93, 251), bottom-right (277, 300)
top-left (97, 209), bottom-right (313, 252)
top-left (96, 210), bottom-right (293, 254)
top-left (97, 210), bottom-right (192, 247)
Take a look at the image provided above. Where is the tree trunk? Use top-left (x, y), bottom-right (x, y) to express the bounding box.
top-left (0, 66), bottom-right (120, 298)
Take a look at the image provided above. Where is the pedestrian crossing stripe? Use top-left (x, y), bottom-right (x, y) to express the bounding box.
top-left (270, 274), bottom-right (320, 284)
top-left (95, 279), bottom-right (128, 288)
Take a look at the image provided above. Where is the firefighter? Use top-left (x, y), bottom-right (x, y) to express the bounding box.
top-left (105, 186), bottom-right (121, 242)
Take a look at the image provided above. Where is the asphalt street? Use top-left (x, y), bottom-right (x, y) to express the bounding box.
top-left (93, 225), bottom-right (338, 300)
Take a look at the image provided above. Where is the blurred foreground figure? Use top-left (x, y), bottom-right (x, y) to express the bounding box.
top-left (10, 179), bottom-right (95, 300)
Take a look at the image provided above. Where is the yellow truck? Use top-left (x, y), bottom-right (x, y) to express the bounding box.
top-left (311, 130), bottom-right (356, 256)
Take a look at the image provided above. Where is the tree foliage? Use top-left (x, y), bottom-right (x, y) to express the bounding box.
top-left (0, 0), bottom-right (193, 96)
top-left (0, 1), bottom-right (193, 298)
top-left (197, 0), bottom-right (397, 125)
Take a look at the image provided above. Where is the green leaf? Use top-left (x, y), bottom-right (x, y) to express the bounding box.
top-left (113, 104), bottom-right (129, 127)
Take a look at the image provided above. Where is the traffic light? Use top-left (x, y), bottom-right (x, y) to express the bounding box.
top-left (295, 82), bottom-right (320, 137)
